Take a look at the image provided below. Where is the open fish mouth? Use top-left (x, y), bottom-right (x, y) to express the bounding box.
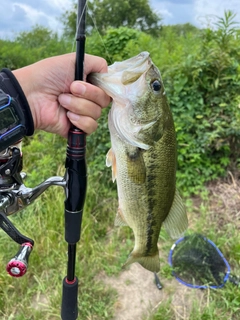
top-left (88, 52), bottom-right (152, 97)
top-left (109, 51), bottom-right (151, 86)
top-left (108, 51), bottom-right (150, 74)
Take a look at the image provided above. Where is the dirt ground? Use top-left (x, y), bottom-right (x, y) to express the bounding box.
top-left (100, 263), bottom-right (204, 320)
top-left (100, 175), bottom-right (240, 320)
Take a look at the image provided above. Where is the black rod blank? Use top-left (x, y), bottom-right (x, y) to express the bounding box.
top-left (61, 1), bottom-right (87, 319)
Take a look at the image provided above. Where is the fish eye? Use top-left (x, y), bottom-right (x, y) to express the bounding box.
top-left (151, 80), bottom-right (161, 92)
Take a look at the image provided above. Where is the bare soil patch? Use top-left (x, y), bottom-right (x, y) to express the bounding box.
top-left (99, 264), bottom-right (204, 320)
top-left (207, 173), bottom-right (240, 228)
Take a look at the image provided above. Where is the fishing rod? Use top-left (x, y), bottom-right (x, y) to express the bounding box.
top-left (0, 1), bottom-right (87, 319)
top-left (61, 0), bottom-right (87, 319)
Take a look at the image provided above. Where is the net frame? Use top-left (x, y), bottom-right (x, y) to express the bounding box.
top-left (168, 235), bottom-right (231, 289)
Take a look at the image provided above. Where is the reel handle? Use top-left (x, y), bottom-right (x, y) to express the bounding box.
top-left (6, 242), bottom-right (33, 277)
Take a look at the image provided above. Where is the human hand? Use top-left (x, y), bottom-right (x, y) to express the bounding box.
top-left (13, 53), bottom-right (110, 138)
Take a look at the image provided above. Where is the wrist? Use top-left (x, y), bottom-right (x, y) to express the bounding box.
top-left (0, 68), bottom-right (34, 136)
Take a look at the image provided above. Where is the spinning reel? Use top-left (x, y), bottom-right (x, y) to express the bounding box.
top-left (0, 142), bottom-right (66, 277)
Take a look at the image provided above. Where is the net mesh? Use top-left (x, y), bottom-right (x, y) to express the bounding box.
top-left (169, 234), bottom-right (230, 288)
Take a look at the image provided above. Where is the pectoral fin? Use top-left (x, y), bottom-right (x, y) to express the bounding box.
top-left (163, 189), bottom-right (188, 239)
top-left (126, 146), bottom-right (146, 184)
top-left (106, 148), bottom-right (117, 182)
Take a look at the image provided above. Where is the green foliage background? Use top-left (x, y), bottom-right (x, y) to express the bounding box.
top-left (1, 12), bottom-right (239, 196)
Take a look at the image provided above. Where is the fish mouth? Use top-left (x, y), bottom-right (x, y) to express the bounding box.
top-left (88, 52), bottom-right (152, 98)
top-left (108, 51), bottom-right (150, 74)
top-left (111, 51), bottom-right (151, 85)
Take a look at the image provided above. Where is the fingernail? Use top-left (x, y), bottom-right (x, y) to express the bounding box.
top-left (67, 111), bottom-right (80, 121)
top-left (59, 94), bottom-right (71, 106)
top-left (73, 82), bottom-right (86, 95)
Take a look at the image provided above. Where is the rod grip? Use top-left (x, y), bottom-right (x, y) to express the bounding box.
top-left (61, 276), bottom-right (79, 320)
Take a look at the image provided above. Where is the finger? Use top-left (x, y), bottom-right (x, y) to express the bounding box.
top-left (70, 81), bottom-right (111, 108)
top-left (58, 94), bottom-right (102, 120)
top-left (66, 112), bottom-right (98, 135)
top-left (84, 54), bottom-right (108, 74)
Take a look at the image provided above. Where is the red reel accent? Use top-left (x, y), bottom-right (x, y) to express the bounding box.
top-left (6, 260), bottom-right (27, 277)
top-left (6, 242), bottom-right (33, 277)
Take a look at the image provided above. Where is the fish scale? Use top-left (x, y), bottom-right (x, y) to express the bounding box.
top-left (89, 52), bottom-right (188, 273)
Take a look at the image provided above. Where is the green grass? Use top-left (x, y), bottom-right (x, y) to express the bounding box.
top-left (0, 132), bottom-right (239, 319)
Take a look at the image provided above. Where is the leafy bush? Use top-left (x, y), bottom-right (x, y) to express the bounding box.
top-left (0, 26), bottom-right (70, 69)
top-left (164, 11), bottom-right (240, 194)
top-left (86, 26), bottom-right (140, 64)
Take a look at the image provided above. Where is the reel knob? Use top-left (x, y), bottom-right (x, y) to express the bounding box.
top-left (6, 242), bottom-right (33, 277)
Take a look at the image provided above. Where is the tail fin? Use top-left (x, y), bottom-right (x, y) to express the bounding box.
top-left (123, 251), bottom-right (160, 273)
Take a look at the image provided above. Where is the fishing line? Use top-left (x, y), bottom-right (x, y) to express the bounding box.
top-left (86, 10), bottom-right (113, 64)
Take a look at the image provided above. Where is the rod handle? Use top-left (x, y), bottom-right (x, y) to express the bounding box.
top-left (61, 276), bottom-right (78, 320)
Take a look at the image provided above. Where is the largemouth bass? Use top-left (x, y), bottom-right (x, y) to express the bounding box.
top-left (89, 52), bottom-right (188, 273)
